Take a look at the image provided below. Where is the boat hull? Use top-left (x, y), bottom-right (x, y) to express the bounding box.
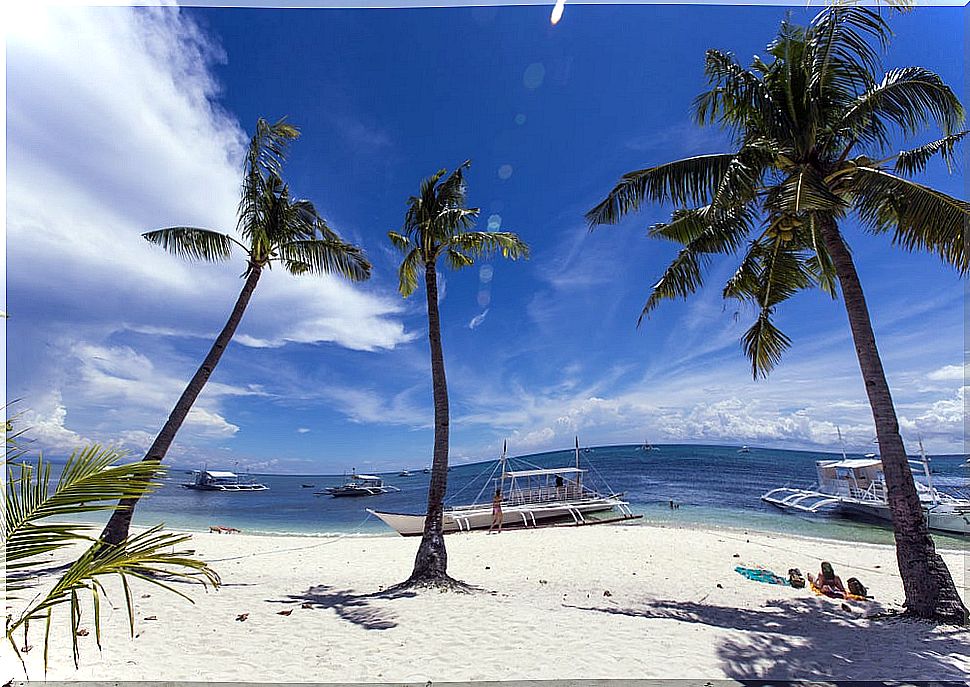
top-left (181, 484), bottom-right (267, 491)
top-left (369, 497), bottom-right (637, 536)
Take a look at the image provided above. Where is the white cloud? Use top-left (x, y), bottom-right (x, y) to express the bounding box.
top-left (297, 427), bottom-right (311, 434)
top-left (6, 4), bottom-right (415, 452)
top-left (927, 364), bottom-right (966, 383)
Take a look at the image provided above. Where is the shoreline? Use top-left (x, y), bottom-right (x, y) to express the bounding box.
top-left (8, 521), bottom-right (968, 682)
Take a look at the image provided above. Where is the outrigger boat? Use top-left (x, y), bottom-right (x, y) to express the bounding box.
top-left (637, 439), bottom-right (660, 452)
top-left (762, 436), bottom-right (970, 535)
top-left (319, 472), bottom-right (400, 497)
top-left (181, 468), bottom-right (267, 492)
top-left (368, 437), bottom-right (641, 536)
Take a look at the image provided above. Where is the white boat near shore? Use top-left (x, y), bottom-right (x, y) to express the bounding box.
top-left (369, 438), bottom-right (640, 536)
top-left (320, 472), bottom-right (400, 497)
top-left (762, 440), bottom-right (970, 535)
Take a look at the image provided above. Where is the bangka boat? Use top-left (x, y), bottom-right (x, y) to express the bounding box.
top-left (181, 469), bottom-right (268, 492)
top-left (637, 439), bottom-right (660, 452)
top-left (319, 473), bottom-right (400, 497)
top-left (737, 446), bottom-right (751, 454)
top-left (368, 437), bottom-right (641, 536)
top-left (398, 470), bottom-right (412, 477)
top-left (762, 439), bottom-right (970, 535)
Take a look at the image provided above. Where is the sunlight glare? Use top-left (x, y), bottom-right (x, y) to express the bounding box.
top-left (550, 0), bottom-right (566, 25)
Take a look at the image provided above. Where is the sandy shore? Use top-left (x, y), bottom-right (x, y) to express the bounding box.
top-left (5, 522), bottom-right (969, 681)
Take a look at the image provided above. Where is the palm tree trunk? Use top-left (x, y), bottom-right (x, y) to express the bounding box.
top-left (99, 265), bottom-right (264, 546)
top-left (819, 218), bottom-right (967, 624)
top-left (408, 260), bottom-right (452, 583)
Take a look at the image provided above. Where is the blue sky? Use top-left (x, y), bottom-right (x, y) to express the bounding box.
top-left (6, 3), bottom-right (966, 473)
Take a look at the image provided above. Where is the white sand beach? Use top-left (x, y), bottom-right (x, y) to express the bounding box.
top-left (6, 522), bottom-right (969, 682)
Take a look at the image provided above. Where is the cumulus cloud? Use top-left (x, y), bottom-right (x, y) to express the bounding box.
top-left (7, 4), bottom-right (414, 452)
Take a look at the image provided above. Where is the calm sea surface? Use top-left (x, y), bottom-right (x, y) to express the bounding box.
top-left (57, 444), bottom-right (970, 548)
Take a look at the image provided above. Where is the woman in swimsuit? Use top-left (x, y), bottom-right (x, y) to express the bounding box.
top-left (808, 561), bottom-right (846, 597)
top-left (489, 488), bottom-right (503, 534)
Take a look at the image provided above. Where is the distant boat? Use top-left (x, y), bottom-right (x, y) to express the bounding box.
top-left (182, 469), bottom-right (267, 492)
top-left (422, 466), bottom-right (431, 474)
top-left (398, 470), bottom-right (411, 477)
top-left (637, 439), bottom-right (660, 452)
top-left (318, 472), bottom-right (400, 498)
top-left (738, 446), bottom-right (751, 454)
top-left (301, 484), bottom-right (315, 488)
top-left (369, 436), bottom-right (640, 536)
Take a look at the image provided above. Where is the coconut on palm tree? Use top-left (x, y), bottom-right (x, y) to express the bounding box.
top-left (587, 7), bottom-right (968, 623)
top-left (388, 161), bottom-right (528, 587)
top-left (99, 118), bottom-right (372, 545)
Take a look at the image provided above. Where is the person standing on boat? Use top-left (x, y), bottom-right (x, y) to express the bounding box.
top-left (555, 474), bottom-right (564, 498)
top-left (489, 488), bottom-right (503, 534)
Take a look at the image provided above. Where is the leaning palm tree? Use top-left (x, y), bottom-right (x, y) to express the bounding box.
top-left (99, 118), bottom-right (372, 545)
top-left (5, 420), bottom-right (219, 675)
top-left (388, 162), bottom-right (528, 587)
top-left (587, 7), bottom-right (967, 623)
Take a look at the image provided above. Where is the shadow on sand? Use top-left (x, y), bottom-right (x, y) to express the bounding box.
top-left (267, 584), bottom-right (417, 631)
top-left (564, 596), bottom-right (969, 680)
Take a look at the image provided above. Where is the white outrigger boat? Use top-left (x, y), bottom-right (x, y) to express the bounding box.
top-left (368, 438), bottom-right (641, 536)
top-left (319, 472), bottom-right (400, 497)
top-left (181, 469), bottom-right (267, 492)
top-left (762, 438), bottom-right (970, 535)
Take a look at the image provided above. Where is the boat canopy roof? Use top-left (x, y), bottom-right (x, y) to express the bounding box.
top-left (353, 474), bottom-right (381, 481)
top-left (504, 467), bottom-right (585, 478)
top-left (818, 458), bottom-right (881, 469)
top-left (204, 471), bottom-right (238, 478)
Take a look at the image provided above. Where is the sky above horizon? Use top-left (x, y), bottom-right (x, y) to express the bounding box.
top-left (6, 3), bottom-right (966, 473)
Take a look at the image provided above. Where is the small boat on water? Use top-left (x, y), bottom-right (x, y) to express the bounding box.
top-left (738, 446), bottom-right (751, 454)
top-left (762, 437), bottom-right (970, 535)
top-left (637, 439), bottom-right (660, 452)
top-left (319, 472), bottom-right (400, 497)
top-left (398, 470), bottom-right (412, 477)
top-left (422, 466), bottom-right (431, 474)
top-left (181, 469), bottom-right (267, 492)
top-left (301, 484), bottom-right (315, 488)
top-left (369, 437), bottom-right (640, 536)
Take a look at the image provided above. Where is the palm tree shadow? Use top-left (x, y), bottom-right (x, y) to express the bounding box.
top-left (564, 597), bottom-right (970, 680)
top-left (267, 585), bottom-right (416, 631)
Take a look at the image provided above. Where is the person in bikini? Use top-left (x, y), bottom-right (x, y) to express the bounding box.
top-left (489, 488), bottom-right (503, 534)
top-left (808, 561), bottom-right (846, 597)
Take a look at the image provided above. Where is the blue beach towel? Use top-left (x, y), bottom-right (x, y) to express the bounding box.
top-left (735, 565), bottom-right (791, 586)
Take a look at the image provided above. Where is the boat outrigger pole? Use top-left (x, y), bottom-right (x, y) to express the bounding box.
top-left (917, 435), bottom-right (939, 507)
top-left (574, 435), bottom-right (580, 469)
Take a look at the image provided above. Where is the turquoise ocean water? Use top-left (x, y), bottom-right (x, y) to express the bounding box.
top-left (57, 444), bottom-right (969, 548)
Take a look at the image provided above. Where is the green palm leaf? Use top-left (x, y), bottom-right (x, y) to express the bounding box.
top-left (279, 239), bottom-right (371, 282)
top-left (143, 227), bottom-right (237, 262)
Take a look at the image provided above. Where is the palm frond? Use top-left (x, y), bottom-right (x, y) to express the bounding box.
top-left (893, 130), bottom-right (968, 175)
top-left (397, 247), bottom-right (423, 298)
top-left (387, 231), bottom-right (412, 253)
top-left (5, 447), bottom-right (166, 573)
top-left (142, 227), bottom-right (237, 263)
top-left (587, 154), bottom-right (739, 227)
top-left (851, 165), bottom-right (970, 274)
top-left (445, 248), bottom-right (474, 270)
top-left (741, 309), bottom-right (792, 379)
top-left (639, 246), bottom-right (707, 324)
top-left (841, 67), bottom-right (965, 149)
top-left (278, 239), bottom-right (372, 282)
top-left (448, 231), bottom-right (530, 260)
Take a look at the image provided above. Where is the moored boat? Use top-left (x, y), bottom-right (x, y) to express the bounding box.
top-left (319, 472), bottom-right (400, 497)
top-left (182, 469), bottom-right (267, 492)
top-left (762, 438), bottom-right (970, 535)
top-left (369, 437), bottom-right (640, 536)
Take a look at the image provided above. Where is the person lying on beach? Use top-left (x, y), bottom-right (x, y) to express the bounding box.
top-left (808, 561), bottom-right (845, 597)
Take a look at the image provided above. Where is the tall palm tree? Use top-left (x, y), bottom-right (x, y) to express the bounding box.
top-left (100, 118), bottom-right (372, 545)
top-left (388, 162), bottom-right (528, 587)
top-left (587, 7), bottom-right (968, 623)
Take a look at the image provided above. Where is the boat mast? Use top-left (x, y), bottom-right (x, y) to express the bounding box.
top-left (918, 436), bottom-right (939, 506)
top-left (837, 426), bottom-right (848, 461)
top-left (574, 435), bottom-right (580, 469)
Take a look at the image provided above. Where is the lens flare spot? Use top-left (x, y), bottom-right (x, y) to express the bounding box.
top-left (514, 113), bottom-right (527, 126)
top-left (498, 164), bottom-right (513, 180)
top-left (523, 63), bottom-right (545, 90)
top-left (487, 214), bottom-right (502, 230)
top-left (479, 265), bottom-right (494, 283)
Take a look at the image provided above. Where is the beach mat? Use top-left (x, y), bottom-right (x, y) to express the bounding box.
top-left (734, 565), bottom-right (790, 585)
